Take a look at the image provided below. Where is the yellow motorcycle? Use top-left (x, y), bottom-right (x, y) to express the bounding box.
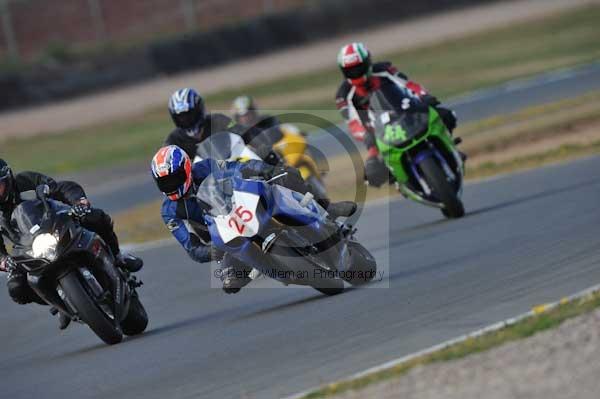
top-left (273, 124), bottom-right (328, 198)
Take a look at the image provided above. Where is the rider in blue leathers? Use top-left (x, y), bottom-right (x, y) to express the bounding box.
top-left (151, 145), bottom-right (356, 293)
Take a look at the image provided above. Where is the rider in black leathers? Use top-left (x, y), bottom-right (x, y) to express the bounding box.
top-left (0, 159), bottom-right (142, 329)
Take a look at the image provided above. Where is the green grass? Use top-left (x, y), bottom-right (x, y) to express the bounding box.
top-left (467, 141), bottom-right (600, 180)
top-left (301, 289), bottom-right (600, 398)
top-left (1, 113), bottom-right (170, 174)
top-left (2, 4), bottom-right (599, 175)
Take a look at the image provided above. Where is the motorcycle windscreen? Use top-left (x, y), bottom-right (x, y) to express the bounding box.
top-left (369, 81), bottom-right (430, 147)
top-left (196, 174), bottom-right (234, 216)
top-left (10, 200), bottom-right (69, 247)
top-left (196, 131), bottom-right (233, 160)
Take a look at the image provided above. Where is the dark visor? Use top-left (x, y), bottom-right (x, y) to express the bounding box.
top-left (174, 110), bottom-right (200, 129)
top-left (343, 63), bottom-right (369, 79)
top-left (0, 175), bottom-right (9, 201)
top-left (156, 168), bottom-right (187, 195)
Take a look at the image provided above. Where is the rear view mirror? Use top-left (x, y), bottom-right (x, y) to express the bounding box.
top-left (19, 190), bottom-right (36, 201)
top-left (219, 178), bottom-right (233, 196)
top-left (35, 184), bottom-right (50, 200)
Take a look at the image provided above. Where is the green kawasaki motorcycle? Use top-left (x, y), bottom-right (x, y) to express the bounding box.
top-left (369, 80), bottom-right (465, 218)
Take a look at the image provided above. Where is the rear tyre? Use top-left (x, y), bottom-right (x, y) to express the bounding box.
top-left (344, 241), bottom-right (377, 286)
top-left (60, 271), bottom-right (123, 345)
top-left (419, 157), bottom-right (464, 218)
top-left (121, 294), bottom-right (148, 336)
top-left (313, 278), bottom-right (345, 296)
top-left (270, 230), bottom-right (345, 296)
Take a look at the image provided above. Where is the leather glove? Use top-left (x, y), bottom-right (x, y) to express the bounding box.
top-left (365, 157), bottom-right (390, 188)
top-left (70, 198), bottom-right (92, 219)
top-left (189, 244), bottom-right (224, 263)
top-left (0, 255), bottom-right (16, 273)
top-left (210, 246), bottom-right (225, 263)
top-left (421, 94), bottom-right (440, 107)
top-left (240, 164), bottom-right (280, 180)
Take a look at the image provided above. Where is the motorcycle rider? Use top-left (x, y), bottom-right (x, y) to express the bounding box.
top-left (231, 95), bottom-right (329, 178)
top-left (231, 95), bottom-right (282, 142)
top-left (0, 159), bottom-right (143, 329)
top-left (151, 145), bottom-right (356, 294)
top-left (165, 88), bottom-right (278, 163)
top-left (335, 42), bottom-right (461, 187)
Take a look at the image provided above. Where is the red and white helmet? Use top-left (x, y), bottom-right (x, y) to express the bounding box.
top-left (337, 42), bottom-right (372, 82)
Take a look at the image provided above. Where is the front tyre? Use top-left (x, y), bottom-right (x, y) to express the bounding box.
top-left (59, 271), bottom-right (123, 345)
top-left (419, 157), bottom-right (464, 218)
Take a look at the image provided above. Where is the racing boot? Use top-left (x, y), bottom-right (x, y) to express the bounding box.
top-left (453, 137), bottom-right (468, 162)
top-left (58, 312), bottom-right (71, 330)
top-left (326, 201), bottom-right (357, 219)
top-left (49, 307), bottom-right (72, 330)
top-left (116, 253), bottom-right (144, 273)
top-left (221, 263), bottom-right (253, 294)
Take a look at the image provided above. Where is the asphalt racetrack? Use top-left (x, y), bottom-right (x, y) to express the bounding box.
top-left (1, 155), bottom-right (600, 399)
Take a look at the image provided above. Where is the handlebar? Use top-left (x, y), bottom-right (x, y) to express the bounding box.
top-left (266, 172), bottom-right (288, 184)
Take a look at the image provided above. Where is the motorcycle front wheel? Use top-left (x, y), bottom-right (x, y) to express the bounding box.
top-left (419, 157), bottom-right (464, 218)
top-left (60, 271), bottom-right (123, 345)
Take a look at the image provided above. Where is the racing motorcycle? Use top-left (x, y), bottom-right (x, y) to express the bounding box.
top-left (9, 187), bottom-right (148, 345)
top-left (197, 168), bottom-right (377, 295)
top-left (369, 79), bottom-right (465, 218)
top-left (272, 123), bottom-right (328, 199)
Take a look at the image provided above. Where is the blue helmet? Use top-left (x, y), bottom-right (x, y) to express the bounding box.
top-left (168, 88), bottom-right (206, 134)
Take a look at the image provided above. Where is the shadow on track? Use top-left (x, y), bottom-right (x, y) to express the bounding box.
top-left (137, 310), bottom-right (228, 339)
top-left (49, 340), bottom-right (110, 360)
top-left (236, 288), bottom-right (357, 321)
top-left (51, 309), bottom-right (228, 359)
top-left (386, 252), bottom-right (477, 285)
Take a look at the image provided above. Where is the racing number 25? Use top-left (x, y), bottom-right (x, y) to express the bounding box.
top-left (228, 205), bottom-right (254, 234)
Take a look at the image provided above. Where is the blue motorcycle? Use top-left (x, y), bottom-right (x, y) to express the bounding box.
top-left (197, 169), bottom-right (377, 295)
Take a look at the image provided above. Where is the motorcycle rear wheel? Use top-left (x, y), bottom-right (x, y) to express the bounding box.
top-left (344, 241), bottom-right (377, 286)
top-left (313, 278), bottom-right (345, 296)
top-left (121, 294), bottom-right (148, 336)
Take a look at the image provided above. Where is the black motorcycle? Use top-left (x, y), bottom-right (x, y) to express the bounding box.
top-left (9, 187), bottom-right (147, 345)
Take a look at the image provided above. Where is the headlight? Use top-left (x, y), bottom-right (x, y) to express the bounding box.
top-left (32, 233), bottom-right (59, 261)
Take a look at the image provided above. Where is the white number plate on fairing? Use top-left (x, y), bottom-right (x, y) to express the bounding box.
top-left (214, 191), bottom-right (260, 243)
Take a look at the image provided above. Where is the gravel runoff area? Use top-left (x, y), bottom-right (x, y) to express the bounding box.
top-left (336, 308), bottom-right (600, 399)
top-left (0, 0), bottom-right (597, 139)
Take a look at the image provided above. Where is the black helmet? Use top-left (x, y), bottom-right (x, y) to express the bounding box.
top-left (168, 88), bottom-right (206, 135)
top-left (0, 159), bottom-right (15, 204)
top-left (231, 95), bottom-right (258, 126)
